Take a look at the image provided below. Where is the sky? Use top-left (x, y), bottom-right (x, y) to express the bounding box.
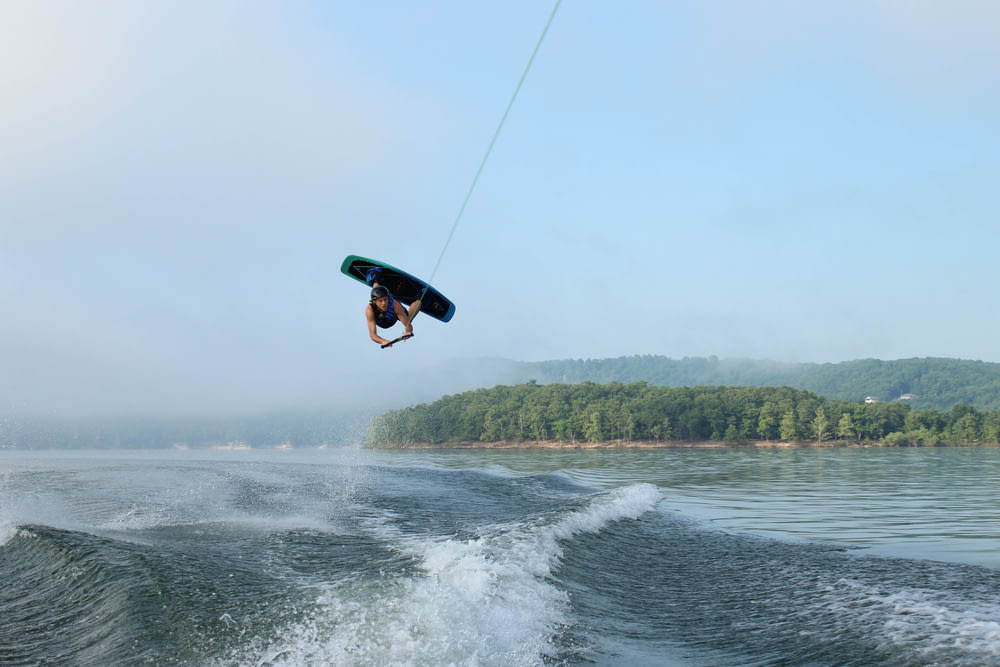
top-left (2, 0), bottom-right (999, 416)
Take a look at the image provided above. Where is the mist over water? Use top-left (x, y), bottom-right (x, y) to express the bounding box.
top-left (0, 354), bottom-right (528, 421)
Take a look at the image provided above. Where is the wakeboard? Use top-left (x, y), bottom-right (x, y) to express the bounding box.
top-left (341, 255), bottom-right (456, 323)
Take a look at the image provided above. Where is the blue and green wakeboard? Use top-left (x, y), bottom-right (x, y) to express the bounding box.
top-left (341, 255), bottom-right (455, 323)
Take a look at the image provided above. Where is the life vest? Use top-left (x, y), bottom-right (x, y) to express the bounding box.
top-left (371, 294), bottom-right (398, 329)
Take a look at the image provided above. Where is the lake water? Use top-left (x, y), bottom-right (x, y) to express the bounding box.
top-left (389, 446), bottom-right (1000, 570)
top-left (2, 445), bottom-right (999, 665)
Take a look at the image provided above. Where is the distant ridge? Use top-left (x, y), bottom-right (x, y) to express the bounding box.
top-left (492, 356), bottom-right (1000, 413)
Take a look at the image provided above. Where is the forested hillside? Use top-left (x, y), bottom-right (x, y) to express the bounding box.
top-left (367, 382), bottom-right (1000, 448)
top-left (503, 357), bottom-right (1000, 412)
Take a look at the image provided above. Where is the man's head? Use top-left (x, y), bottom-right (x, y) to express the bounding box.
top-left (370, 285), bottom-right (390, 311)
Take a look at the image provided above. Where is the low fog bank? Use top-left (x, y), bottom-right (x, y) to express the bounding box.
top-left (0, 355), bottom-right (805, 450)
top-left (0, 408), bottom-right (373, 451)
top-left (12, 354), bottom-right (993, 449)
top-left (0, 357), bottom-right (529, 450)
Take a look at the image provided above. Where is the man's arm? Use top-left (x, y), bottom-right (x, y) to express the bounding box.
top-left (395, 300), bottom-right (414, 336)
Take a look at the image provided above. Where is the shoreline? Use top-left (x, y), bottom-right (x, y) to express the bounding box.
top-left (368, 439), bottom-right (1000, 450)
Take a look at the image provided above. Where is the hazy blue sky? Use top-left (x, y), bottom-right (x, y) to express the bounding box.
top-left (3, 1), bottom-right (999, 415)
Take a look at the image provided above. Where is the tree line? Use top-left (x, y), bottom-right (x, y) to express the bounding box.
top-left (366, 382), bottom-right (1000, 448)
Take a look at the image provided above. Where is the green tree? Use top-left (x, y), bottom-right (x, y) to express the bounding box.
top-left (946, 406), bottom-right (982, 444)
top-left (982, 411), bottom-right (1000, 444)
top-left (757, 401), bottom-right (779, 440)
top-left (812, 406), bottom-right (829, 442)
top-left (723, 423), bottom-right (746, 444)
top-left (836, 412), bottom-right (857, 443)
top-left (650, 417), bottom-right (672, 441)
top-left (583, 409), bottom-right (605, 443)
top-left (779, 410), bottom-right (799, 441)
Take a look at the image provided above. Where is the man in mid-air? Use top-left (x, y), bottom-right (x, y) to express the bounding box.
top-left (364, 267), bottom-right (425, 347)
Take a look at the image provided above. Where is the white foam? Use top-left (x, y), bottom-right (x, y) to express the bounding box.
top-left (824, 578), bottom-right (1000, 663)
top-left (0, 482), bottom-right (33, 546)
top-left (879, 589), bottom-right (1000, 659)
top-left (233, 483), bottom-right (662, 666)
top-left (0, 519), bottom-right (16, 546)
